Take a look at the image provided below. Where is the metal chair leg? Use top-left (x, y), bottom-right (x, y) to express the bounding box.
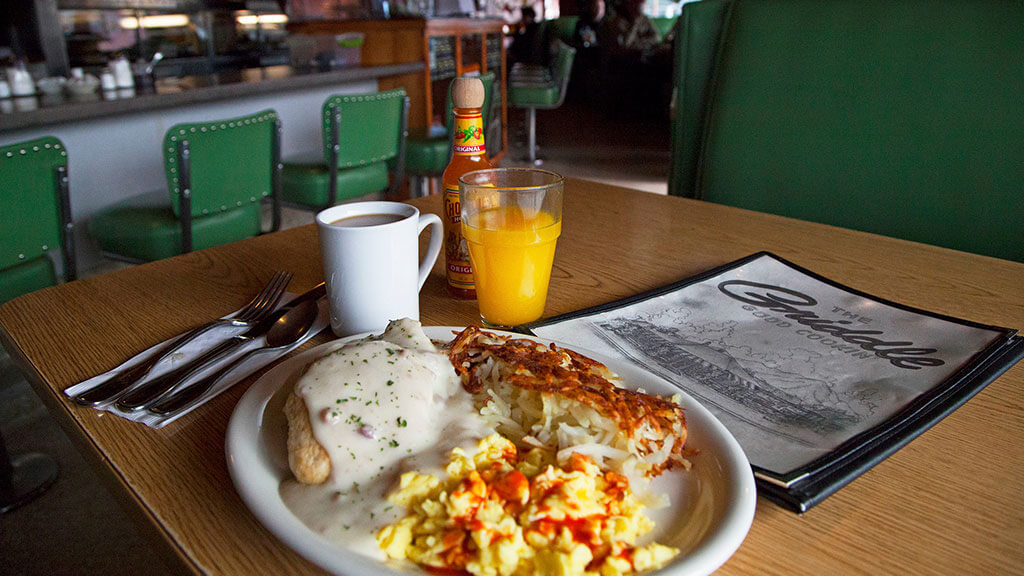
top-left (0, 428), bottom-right (58, 514)
top-left (527, 107), bottom-right (538, 164)
top-left (408, 175), bottom-right (432, 198)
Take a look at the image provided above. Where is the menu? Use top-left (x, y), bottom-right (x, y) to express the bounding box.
top-left (527, 252), bottom-right (1024, 512)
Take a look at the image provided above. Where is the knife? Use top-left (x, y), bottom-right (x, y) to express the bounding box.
top-left (114, 282), bottom-right (326, 413)
top-left (147, 295), bottom-right (321, 417)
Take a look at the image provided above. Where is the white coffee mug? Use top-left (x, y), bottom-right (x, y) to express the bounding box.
top-left (316, 201), bottom-right (442, 336)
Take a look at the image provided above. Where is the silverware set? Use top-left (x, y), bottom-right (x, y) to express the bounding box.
top-left (72, 272), bottom-right (325, 418)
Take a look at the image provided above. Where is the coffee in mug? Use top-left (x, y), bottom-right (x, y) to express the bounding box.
top-left (329, 213), bottom-right (405, 228)
top-left (316, 202), bottom-right (442, 337)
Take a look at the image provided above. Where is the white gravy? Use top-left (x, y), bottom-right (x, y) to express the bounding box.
top-left (280, 319), bottom-right (490, 559)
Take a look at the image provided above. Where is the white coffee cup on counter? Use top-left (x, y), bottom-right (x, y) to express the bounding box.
top-left (316, 201), bottom-right (442, 337)
top-left (100, 71), bottom-right (117, 91)
top-left (110, 56), bottom-right (134, 89)
top-left (7, 64), bottom-right (35, 96)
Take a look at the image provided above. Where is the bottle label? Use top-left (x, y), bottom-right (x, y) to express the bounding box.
top-left (444, 185), bottom-right (475, 290)
top-left (452, 111), bottom-right (485, 155)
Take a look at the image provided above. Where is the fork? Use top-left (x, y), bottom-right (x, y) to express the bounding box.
top-left (72, 271), bottom-right (293, 407)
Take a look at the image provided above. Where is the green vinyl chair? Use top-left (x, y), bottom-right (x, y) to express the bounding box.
top-left (0, 137), bottom-right (75, 303)
top-left (544, 16), bottom-right (579, 46)
top-left (508, 40), bottom-right (576, 164)
top-left (89, 109), bottom-right (281, 262)
top-left (281, 89), bottom-right (409, 210)
top-left (669, 0), bottom-right (1024, 262)
top-left (651, 17), bottom-right (678, 41)
top-left (405, 72), bottom-right (495, 197)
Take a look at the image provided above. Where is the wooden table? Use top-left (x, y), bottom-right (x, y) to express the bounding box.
top-left (2, 180), bottom-right (1021, 575)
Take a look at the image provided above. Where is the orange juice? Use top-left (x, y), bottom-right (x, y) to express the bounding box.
top-left (462, 206), bottom-right (561, 326)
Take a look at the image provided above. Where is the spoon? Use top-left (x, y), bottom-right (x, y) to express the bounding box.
top-left (147, 298), bottom-right (321, 417)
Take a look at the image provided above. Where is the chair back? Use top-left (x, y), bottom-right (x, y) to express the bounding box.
top-left (651, 16), bottom-right (678, 41)
top-left (671, 0), bottom-right (1024, 261)
top-left (164, 109), bottom-right (279, 220)
top-left (545, 16), bottom-right (579, 45)
top-left (321, 88), bottom-right (407, 169)
top-left (0, 137), bottom-right (73, 283)
top-left (549, 40), bottom-right (577, 108)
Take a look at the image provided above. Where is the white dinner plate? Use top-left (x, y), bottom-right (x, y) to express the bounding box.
top-left (226, 327), bottom-right (756, 575)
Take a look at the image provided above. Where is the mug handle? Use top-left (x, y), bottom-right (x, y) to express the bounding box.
top-left (417, 213), bottom-right (443, 290)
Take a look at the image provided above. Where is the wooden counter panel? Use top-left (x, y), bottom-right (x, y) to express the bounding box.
top-left (425, 17), bottom-right (506, 35)
top-left (379, 71), bottom-right (427, 127)
top-left (290, 18), bottom-right (507, 146)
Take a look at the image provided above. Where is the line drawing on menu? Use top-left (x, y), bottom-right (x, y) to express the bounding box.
top-left (589, 317), bottom-right (861, 447)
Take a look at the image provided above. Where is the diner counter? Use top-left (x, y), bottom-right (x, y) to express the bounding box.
top-left (0, 62), bottom-right (424, 273)
top-left (0, 63), bottom-right (424, 132)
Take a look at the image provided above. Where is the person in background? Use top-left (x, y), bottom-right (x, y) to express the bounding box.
top-left (509, 6), bottom-right (549, 66)
top-left (597, 0), bottom-right (670, 118)
top-left (598, 0), bottom-right (659, 57)
top-left (573, 0), bottom-right (605, 50)
top-left (569, 0), bottom-right (605, 104)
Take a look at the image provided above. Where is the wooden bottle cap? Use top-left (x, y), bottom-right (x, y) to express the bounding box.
top-left (452, 76), bottom-right (485, 108)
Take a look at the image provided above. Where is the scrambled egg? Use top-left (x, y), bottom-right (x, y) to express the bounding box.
top-left (377, 434), bottom-right (678, 575)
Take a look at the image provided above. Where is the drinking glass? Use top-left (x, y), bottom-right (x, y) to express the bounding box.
top-left (459, 168), bottom-right (563, 327)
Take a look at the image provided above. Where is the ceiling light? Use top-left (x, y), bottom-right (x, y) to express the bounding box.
top-left (237, 14), bottom-right (289, 25)
top-left (119, 14), bottom-right (190, 29)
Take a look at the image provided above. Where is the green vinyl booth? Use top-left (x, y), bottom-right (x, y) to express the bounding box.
top-left (0, 137), bottom-right (75, 303)
top-left (405, 72), bottom-right (496, 197)
top-left (669, 0), bottom-right (1024, 262)
top-left (281, 89), bottom-right (409, 210)
top-left (89, 109), bottom-right (282, 263)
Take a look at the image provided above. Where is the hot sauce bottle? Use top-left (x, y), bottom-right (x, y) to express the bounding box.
top-left (442, 76), bottom-right (492, 299)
